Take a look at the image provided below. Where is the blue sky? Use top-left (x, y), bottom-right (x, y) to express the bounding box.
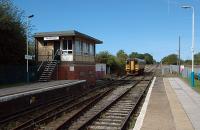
top-left (13, 0), bottom-right (200, 61)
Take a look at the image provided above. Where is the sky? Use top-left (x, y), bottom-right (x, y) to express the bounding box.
top-left (12, 0), bottom-right (200, 61)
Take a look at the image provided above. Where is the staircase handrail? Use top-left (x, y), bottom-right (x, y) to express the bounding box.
top-left (53, 49), bottom-right (60, 60)
top-left (37, 49), bottom-right (60, 72)
top-left (37, 57), bottom-right (49, 72)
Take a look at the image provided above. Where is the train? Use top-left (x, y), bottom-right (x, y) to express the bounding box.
top-left (125, 58), bottom-right (146, 75)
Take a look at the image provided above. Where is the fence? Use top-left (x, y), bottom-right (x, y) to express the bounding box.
top-left (161, 65), bottom-right (200, 81)
top-left (0, 65), bottom-right (39, 85)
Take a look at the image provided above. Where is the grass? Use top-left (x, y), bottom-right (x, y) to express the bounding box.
top-left (181, 76), bottom-right (200, 94)
top-left (194, 79), bottom-right (200, 93)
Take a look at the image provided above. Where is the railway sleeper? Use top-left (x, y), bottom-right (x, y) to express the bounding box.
top-left (104, 113), bottom-right (127, 116)
top-left (97, 118), bottom-right (122, 123)
top-left (107, 110), bottom-right (129, 114)
top-left (88, 125), bottom-right (120, 130)
top-left (92, 121), bottom-right (121, 127)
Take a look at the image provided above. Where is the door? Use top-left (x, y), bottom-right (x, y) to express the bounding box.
top-left (54, 41), bottom-right (60, 60)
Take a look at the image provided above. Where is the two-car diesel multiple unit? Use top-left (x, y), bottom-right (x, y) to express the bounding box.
top-left (125, 58), bottom-right (146, 75)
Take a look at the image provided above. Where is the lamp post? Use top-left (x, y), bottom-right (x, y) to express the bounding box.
top-left (181, 5), bottom-right (195, 87)
top-left (26, 14), bottom-right (34, 83)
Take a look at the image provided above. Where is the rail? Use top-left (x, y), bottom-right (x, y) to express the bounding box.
top-left (1, 66), bottom-right (157, 130)
top-left (10, 76), bottom-right (132, 130)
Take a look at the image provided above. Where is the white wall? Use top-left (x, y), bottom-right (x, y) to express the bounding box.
top-left (96, 63), bottom-right (106, 75)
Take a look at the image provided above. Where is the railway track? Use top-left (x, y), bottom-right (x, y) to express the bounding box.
top-left (0, 80), bottom-right (115, 130)
top-left (87, 79), bottom-right (151, 130)
top-left (37, 76), bottom-right (152, 130)
top-left (2, 76), bottom-right (131, 130)
top-left (2, 65), bottom-right (156, 130)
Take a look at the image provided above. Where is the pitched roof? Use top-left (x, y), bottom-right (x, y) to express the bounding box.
top-left (34, 30), bottom-right (102, 44)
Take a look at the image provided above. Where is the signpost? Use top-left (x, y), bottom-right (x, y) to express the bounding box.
top-left (25, 55), bottom-right (33, 60)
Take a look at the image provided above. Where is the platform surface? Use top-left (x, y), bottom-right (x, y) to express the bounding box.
top-left (136, 77), bottom-right (196, 130)
top-left (0, 80), bottom-right (85, 102)
top-left (168, 78), bottom-right (200, 130)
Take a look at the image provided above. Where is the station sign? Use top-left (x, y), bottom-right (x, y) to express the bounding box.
top-left (25, 55), bottom-right (32, 60)
top-left (44, 36), bottom-right (59, 41)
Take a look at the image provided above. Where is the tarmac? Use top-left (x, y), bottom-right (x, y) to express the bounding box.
top-left (134, 77), bottom-right (200, 130)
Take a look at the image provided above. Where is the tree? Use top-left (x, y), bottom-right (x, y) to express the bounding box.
top-left (194, 52), bottom-right (200, 65)
top-left (96, 51), bottom-right (119, 74)
top-left (96, 51), bottom-right (111, 65)
top-left (161, 54), bottom-right (178, 65)
top-left (129, 52), bottom-right (154, 64)
top-left (144, 53), bottom-right (154, 64)
top-left (184, 60), bottom-right (192, 65)
top-left (116, 50), bottom-right (128, 75)
top-left (0, 0), bottom-right (26, 65)
top-left (129, 52), bottom-right (139, 59)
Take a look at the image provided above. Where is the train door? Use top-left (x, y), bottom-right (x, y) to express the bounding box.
top-left (131, 60), bottom-right (135, 73)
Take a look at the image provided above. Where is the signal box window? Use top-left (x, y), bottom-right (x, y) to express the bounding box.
top-left (63, 40), bottom-right (73, 54)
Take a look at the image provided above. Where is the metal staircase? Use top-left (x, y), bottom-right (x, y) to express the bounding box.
top-left (38, 60), bottom-right (57, 82)
top-left (38, 49), bottom-right (60, 82)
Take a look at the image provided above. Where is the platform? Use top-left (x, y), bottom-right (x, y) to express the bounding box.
top-left (0, 80), bottom-right (86, 120)
top-left (134, 77), bottom-right (200, 130)
top-left (0, 80), bottom-right (85, 102)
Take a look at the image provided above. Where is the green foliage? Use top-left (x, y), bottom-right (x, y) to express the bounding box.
top-left (96, 51), bottom-right (119, 74)
top-left (184, 60), bottom-right (192, 65)
top-left (144, 53), bottom-right (154, 64)
top-left (161, 54), bottom-right (178, 65)
top-left (194, 52), bottom-right (200, 65)
top-left (96, 50), bottom-right (154, 75)
top-left (182, 52), bottom-right (200, 65)
top-left (116, 50), bottom-right (128, 75)
top-left (129, 52), bottom-right (154, 64)
top-left (116, 50), bottom-right (128, 66)
top-left (0, 0), bottom-right (26, 65)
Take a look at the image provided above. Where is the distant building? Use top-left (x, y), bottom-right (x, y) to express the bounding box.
top-left (96, 63), bottom-right (107, 79)
top-left (34, 30), bottom-right (102, 86)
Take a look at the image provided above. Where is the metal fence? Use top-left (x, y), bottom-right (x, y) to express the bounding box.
top-left (0, 65), bottom-right (38, 84)
top-left (161, 65), bottom-right (200, 79)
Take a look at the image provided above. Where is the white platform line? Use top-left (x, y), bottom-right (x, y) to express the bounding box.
top-left (133, 77), bottom-right (156, 130)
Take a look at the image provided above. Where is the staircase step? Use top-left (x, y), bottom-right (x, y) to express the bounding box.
top-left (44, 68), bottom-right (54, 71)
top-left (40, 75), bottom-right (51, 77)
top-left (38, 80), bottom-right (48, 82)
top-left (38, 60), bottom-right (57, 82)
top-left (45, 66), bottom-right (56, 68)
top-left (43, 71), bottom-right (53, 74)
top-left (39, 77), bottom-right (49, 80)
